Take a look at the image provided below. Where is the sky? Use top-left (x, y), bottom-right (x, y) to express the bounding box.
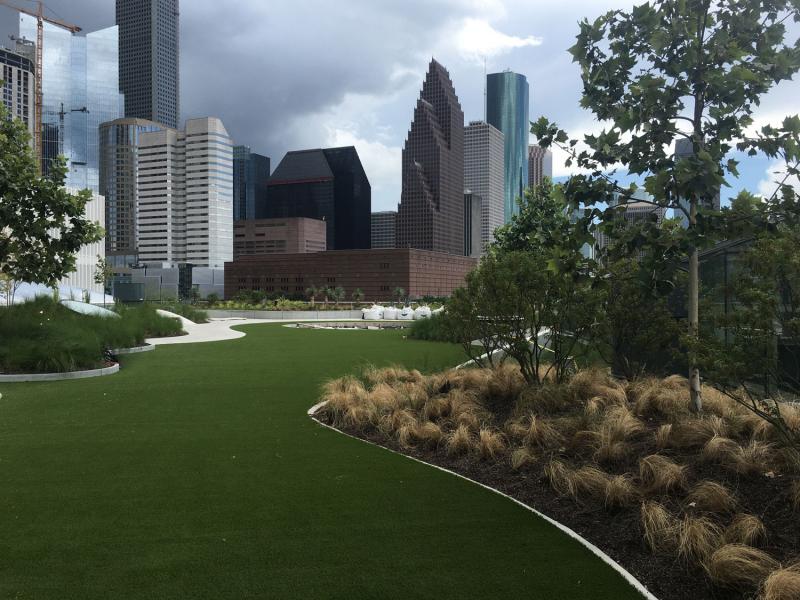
top-left (1, 0), bottom-right (798, 211)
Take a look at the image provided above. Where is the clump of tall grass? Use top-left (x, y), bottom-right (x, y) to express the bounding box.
top-left (761, 563), bottom-right (800, 600)
top-left (640, 501), bottom-right (679, 552)
top-left (639, 454), bottom-right (687, 494)
top-left (724, 514), bottom-right (767, 547)
top-left (686, 481), bottom-right (738, 515)
top-left (704, 544), bottom-right (779, 589)
top-left (677, 515), bottom-right (724, 563)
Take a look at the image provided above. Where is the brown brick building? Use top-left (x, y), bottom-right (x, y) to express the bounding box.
top-left (233, 217), bottom-right (327, 259)
top-left (225, 249), bottom-right (477, 301)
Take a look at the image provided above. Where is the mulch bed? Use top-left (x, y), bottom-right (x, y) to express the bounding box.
top-left (317, 412), bottom-right (799, 600)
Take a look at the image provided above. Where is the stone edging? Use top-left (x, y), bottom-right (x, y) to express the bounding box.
top-left (307, 400), bottom-right (658, 600)
top-left (0, 363), bottom-right (120, 383)
top-left (111, 344), bottom-right (155, 355)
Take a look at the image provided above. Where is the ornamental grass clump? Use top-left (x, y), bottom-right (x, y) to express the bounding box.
top-left (510, 447), bottom-right (536, 471)
top-left (704, 544), bottom-right (779, 589)
top-left (570, 466), bottom-right (610, 501)
top-left (677, 515), bottom-right (724, 563)
top-left (761, 563), bottom-right (800, 600)
top-left (672, 415), bottom-right (729, 449)
top-left (639, 454), bottom-right (687, 494)
top-left (724, 514), bottom-right (767, 547)
top-left (604, 474), bottom-right (637, 509)
top-left (478, 428), bottom-right (506, 460)
top-left (686, 481), bottom-right (738, 515)
top-left (702, 436), bottom-right (742, 464)
top-left (640, 501), bottom-right (679, 553)
top-left (445, 424), bottom-right (475, 456)
top-left (545, 459), bottom-right (576, 498)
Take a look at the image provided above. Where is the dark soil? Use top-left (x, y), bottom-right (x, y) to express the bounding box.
top-left (318, 413), bottom-right (800, 600)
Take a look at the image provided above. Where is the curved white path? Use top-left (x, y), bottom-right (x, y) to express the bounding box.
top-left (147, 312), bottom-right (274, 345)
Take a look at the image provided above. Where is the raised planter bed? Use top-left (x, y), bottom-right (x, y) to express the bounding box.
top-left (111, 344), bottom-right (155, 355)
top-left (0, 363), bottom-right (120, 383)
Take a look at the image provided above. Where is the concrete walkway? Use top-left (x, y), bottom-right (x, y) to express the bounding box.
top-left (147, 311), bottom-right (274, 345)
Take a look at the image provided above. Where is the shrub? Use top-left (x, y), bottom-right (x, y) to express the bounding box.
top-left (162, 303), bottom-right (208, 323)
top-left (408, 313), bottom-right (459, 343)
top-left (704, 544), bottom-right (778, 589)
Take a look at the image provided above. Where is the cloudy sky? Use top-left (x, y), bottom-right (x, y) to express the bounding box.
top-left (1, 0), bottom-right (797, 211)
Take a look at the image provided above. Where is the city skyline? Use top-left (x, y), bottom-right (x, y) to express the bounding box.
top-left (0, 0), bottom-right (795, 211)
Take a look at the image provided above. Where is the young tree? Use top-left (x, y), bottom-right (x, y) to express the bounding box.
top-left (305, 285), bottom-right (320, 307)
top-left (351, 288), bottom-right (365, 303)
top-left (93, 255), bottom-right (114, 296)
top-left (533, 0), bottom-right (800, 411)
top-left (393, 287), bottom-right (406, 305)
top-left (0, 273), bottom-right (21, 307)
top-left (332, 286), bottom-right (345, 308)
top-left (0, 101), bottom-right (103, 286)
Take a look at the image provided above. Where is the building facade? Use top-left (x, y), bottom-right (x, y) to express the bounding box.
top-left (487, 71), bottom-right (529, 222)
top-left (463, 192), bottom-right (481, 259)
top-left (19, 16), bottom-right (124, 192)
top-left (266, 146), bottom-right (371, 250)
top-left (397, 59), bottom-right (464, 255)
top-left (0, 41), bottom-right (35, 135)
top-left (116, 0), bottom-right (180, 129)
top-left (371, 211), bottom-right (397, 249)
top-left (528, 144), bottom-right (553, 189)
top-left (136, 117), bottom-right (233, 268)
top-left (464, 121), bottom-right (504, 254)
top-left (233, 217), bottom-right (326, 259)
top-left (99, 118), bottom-right (164, 264)
top-left (675, 138), bottom-right (722, 227)
top-left (61, 188), bottom-right (106, 295)
top-left (233, 145), bottom-right (270, 221)
top-left (225, 249), bottom-right (477, 302)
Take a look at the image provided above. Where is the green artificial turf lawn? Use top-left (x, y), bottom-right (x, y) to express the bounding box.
top-left (0, 324), bottom-right (644, 599)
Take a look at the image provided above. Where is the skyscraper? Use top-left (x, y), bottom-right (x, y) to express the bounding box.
top-left (0, 40), bottom-right (35, 136)
top-left (99, 118), bottom-right (164, 264)
top-left (397, 59), bottom-right (464, 255)
top-left (528, 144), bottom-right (553, 189)
top-left (137, 117), bottom-right (233, 268)
top-left (265, 147), bottom-right (371, 250)
top-left (464, 121), bottom-right (504, 254)
top-left (233, 146), bottom-right (270, 221)
top-left (487, 71), bottom-right (529, 222)
top-left (116, 0), bottom-right (180, 129)
top-left (371, 211), bottom-right (397, 249)
top-left (19, 16), bottom-right (124, 191)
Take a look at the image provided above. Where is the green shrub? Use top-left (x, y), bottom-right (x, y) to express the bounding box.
top-left (409, 313), bottom-right (458, 343)
top-left (0, 297), bottom-right (182, 373)
top-left (161, 303), bottom-right (208, 323)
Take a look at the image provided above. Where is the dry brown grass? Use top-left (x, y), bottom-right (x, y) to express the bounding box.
top-left (397, 422), bottom-right (417, 448)
top-left (593, 406), bottom-right (644, 464)
top-left (605, 474), bottom-right (638, 509)
top-left (488, 364), bottom-right (526, 403)
top-left (569, 368), bottom-right (627, 406)
top-left (422, 396), bottom-right (452, 422)
top-left (751, 404), bottom-right (800, 443)
top-left (639, 454), bottom-right (688, 494)
top-left (363, 365), bottom-right (422, 387)
top-left (686, 481), bottom-right (738, 515)
top-left (672, 415), bottom-right (730, 448)
top-left (678, 515), bottom-right (724, 563)
top-left (731, 440), bottom-right (774, 476)
top-left (368, 383), bottom-right (404, 412)
top-left (478, 428), bottom-right (506, 460)
top-left (702, 436), bottom-right (742, 463)
top-left (524, 415), bottom-right (565, 449)
top-left (515, 384), bottom-right (577, 416)
top-left (705, 544), bottom-right (779, 589)
top-left (761, 563), bottom-right (800, 600)
top-left (640, 501), bottom-right (679, 552)
top-left (655, 424), bottom-right (672, 449)
top-left (448, 367), bottom-right (491, 394)
top-left (724, 514), bottom-right (767, 547)
top-left (414, 421), bottom-right (443, 449)
top-left (447, 388), bottom-right (489, 431)
top-left (510, 447), bottom-right (536, 470)
top-left (445, 424), bottom-right (475, 456)
top-left (571, 466), bottom-right (610, 501)
top-left (545, 459), bottom-right (576, 497)
top-left (630, 376), bottom-right (688, 421)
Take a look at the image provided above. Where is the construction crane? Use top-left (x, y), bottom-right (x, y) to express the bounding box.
top-left (0, 0), bottom-right (81, 169)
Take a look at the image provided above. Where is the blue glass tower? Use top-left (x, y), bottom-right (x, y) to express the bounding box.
top-left (233, 146), bottom-right (271, 221)
top-left (19, 16), bottom-right (124, 192)
top-left (486, 71), bottom-right (529, 222)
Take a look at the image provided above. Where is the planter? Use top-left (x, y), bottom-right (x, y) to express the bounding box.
top-left (0, 363), bottom-right (120, 383)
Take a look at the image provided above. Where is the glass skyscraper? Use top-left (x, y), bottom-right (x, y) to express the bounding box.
top-left (233, 146), bottom-right (271, 221)
top-left (487, 71), bottom-right (530, 222)
top-left (19, 16), bottom-right (124, 192)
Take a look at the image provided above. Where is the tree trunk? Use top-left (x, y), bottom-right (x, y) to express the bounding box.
top-left (688, 197), bottom-right (703, 413)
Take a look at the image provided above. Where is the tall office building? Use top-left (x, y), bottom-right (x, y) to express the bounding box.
top-left (137, 117), bottom-right (233, 268)
top-left (675, 138), bottom-right (721, 227)
top-left (397, 59), bottom-right (464, 255)
top-left (233, 146), bottom-right (270, 221)
top-left (463, 192), bottom-right (481, 259)
top-left (487, 71), bottom-right (529, 222)
top-left (371, 211), bottom-right (397, 249)
top-left (19, 16), bottom-right (124, 191)
top-left (116, 0), bottom-right (180, 129)
top-left (0, 40), bottom-right (35, 135)
top-left (528, 144), bottom-right (553, 189)
top-left (464, 121), bottom-right (504, 254)
top-left (266, 146), bottom-right (371, 250)
top-left (99, 118), bottom-right (164, 265)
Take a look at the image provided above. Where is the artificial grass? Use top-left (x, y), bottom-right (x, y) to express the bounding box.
top-left (0, 325), bottom-right (644, 599)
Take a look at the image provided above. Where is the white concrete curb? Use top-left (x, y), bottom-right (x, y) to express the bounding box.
top-left (111, 344), bottom-right (155, 355)
top-left (307, 400), bottom-right (658, 600)
top-left (0, 363), bottom-right (120, 383)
